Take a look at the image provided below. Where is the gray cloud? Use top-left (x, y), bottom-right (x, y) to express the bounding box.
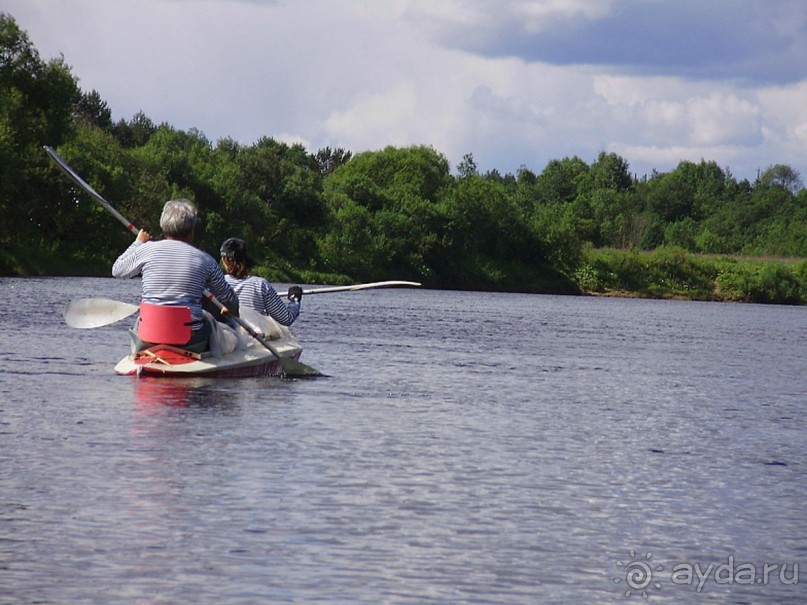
top-left (407, 0), bottom-right (807, 85)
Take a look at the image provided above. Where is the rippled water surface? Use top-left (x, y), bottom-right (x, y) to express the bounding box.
top-left (1, 276), bottom-right (805, 604)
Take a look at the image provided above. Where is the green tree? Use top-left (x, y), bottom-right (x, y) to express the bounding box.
top-left (75, 89), bottom-right (113, 130)
top-left (534, 156), bottom-right (589, 204)
top-left (531, 203), bottom-right (581, 273)
top-left (232, 137), bottom-right (327, 263)
top-left (314, 146), bottom-right (352, 176)
top-left (645, 162), bottom-right (698, 222)
top-left (589, 151), bottom-right (633, 192)
top-left (456, 152), bottom-right (479, 178)
top-left (317, 194), bottom-right (377, 278)
top-left (112, 110), bottom-right (158, 148)
top-left (0, 13), bottom-right (80, 247)
top-left (759, 164), bottom-right (803, 194)
top-left (321, 146), bottom-right (451, 280)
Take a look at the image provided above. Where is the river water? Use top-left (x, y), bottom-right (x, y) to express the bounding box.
top-left (1, 276), bottom-right (805, 604)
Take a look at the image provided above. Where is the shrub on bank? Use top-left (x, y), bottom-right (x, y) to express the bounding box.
top-left (576, 247), bottom-right (806, 305)
top-left (716, 259), bottom-right (805, 304)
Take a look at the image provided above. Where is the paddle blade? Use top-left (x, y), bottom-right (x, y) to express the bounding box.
top-left (64, 298), bottom-right (139, 329)
top-left (279, 356), bottom-right (325, 378)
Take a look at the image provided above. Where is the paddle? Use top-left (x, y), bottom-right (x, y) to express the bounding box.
top-left (64, 298), bottom-right (139, 329)
top-left (44, 146), bottom-right (140, 235)
top-left (277, 280), bottom-right (421, 297)
top-left (64, 280), bottom-right (421, 330)
top-left (202, 289), bottom-right (323, 378)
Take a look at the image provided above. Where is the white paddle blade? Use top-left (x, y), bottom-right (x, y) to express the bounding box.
top-left (64, 298), bottom-right (139, 329)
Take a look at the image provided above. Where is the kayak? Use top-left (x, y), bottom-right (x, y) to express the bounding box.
top-left (114, 338), bottom-right (303, 378)
top-left (114, 310), bottom-right (305, 378)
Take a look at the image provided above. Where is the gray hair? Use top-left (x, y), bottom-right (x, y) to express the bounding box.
top-left (159, 199), bottom-right (197, 239)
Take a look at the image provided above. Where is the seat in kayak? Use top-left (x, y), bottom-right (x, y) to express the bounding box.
top-left (138, 302), bottom-right (193, 345)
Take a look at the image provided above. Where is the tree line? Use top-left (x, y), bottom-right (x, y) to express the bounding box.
top-left (2, 13), bottom-right (805, 301)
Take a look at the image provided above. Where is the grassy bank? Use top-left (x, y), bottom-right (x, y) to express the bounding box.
top-left (574, 246), bottom-right (807, 305)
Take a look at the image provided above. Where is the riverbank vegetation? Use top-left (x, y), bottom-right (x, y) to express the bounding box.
top-left (2, 13), bottom-right (805, 304)
top-left (576, 247), bottom-right (806, 304)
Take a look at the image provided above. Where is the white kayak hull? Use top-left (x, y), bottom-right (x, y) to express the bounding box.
top-left (114, 337), bottom-right (303, 378)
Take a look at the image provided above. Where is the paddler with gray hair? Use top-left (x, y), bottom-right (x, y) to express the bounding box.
top-left (112, 198), bottom-right (240, 352)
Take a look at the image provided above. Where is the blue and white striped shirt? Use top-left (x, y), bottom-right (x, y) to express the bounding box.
top-left (225, 274), bottom-right (300, 326)
top-left (112, 239), bottom-right (239, 329)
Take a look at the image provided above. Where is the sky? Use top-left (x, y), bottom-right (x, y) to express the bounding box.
top-left (6, 0), bottom-right (807, 182)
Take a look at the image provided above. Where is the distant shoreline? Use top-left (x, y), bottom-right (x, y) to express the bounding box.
top-left (3, 245), bottom-right (805, 306)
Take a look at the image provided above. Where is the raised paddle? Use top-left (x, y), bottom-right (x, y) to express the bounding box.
top-left (202, 289), bottom-right (323, 378)
top-left (44, 146), bottom-right (139, 235)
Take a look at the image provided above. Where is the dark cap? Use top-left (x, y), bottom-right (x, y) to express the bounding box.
top-left (220, 237), bottom-right (254, 266)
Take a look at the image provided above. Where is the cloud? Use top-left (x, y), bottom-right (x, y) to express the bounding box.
top-left (593, 76), bottom-right (763, 146)
top-left (4, 0), bottom-right (807, 183)
top-left (326, 83), bottom-right (420, 148)
top-left (403, 0), bottom-right (807, 85)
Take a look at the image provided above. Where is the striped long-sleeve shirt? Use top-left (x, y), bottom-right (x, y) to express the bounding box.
top-left (112, 239), bottom-right (239, 329)
top-left (225, 274), bottom-right (300, 326)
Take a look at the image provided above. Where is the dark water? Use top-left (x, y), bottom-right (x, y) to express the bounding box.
top-left (1, 276), bottom-right (805, 604)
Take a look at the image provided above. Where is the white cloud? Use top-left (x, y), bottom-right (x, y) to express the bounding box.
top-left (685, 93), bottom-right (760, 147)
top-left (795, 122), bottom-right (807, 145)
top-left (757, 82), bottom-right (807, 148)
top-left (594, 77), bottom-right (762, 147)
top-left (325, 83), bottom-right (419, 149)
top-left (611, 143), bottom-right (749, 178)
top-left (274, 132), bottom-right (312, 149)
